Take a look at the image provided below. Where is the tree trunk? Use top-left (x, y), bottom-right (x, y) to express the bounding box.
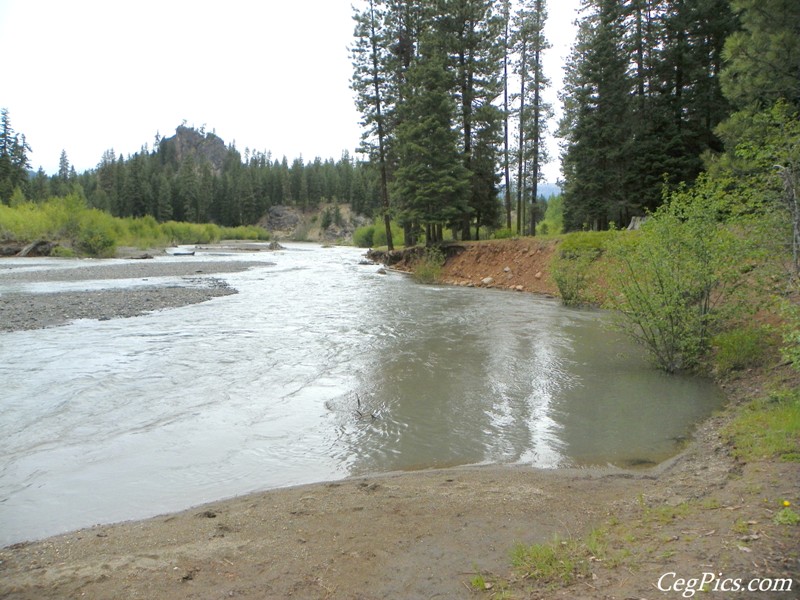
top-left (503, 1), bottom-right (512, 230)
top-left (516, 40), bottom-right (527, 235)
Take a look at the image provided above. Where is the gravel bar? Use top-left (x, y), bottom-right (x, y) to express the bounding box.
top-left (0, 259), bottom-right (269, 332)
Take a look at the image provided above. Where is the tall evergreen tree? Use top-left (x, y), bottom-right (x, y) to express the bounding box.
top-left (392, 42), bottom-right (471, 244)
top-left (560, 0), bottom-right (631, 230)
top-left (435, 0), bottom-right (502, 240)
top-left (352, 0), bottom-right (395, 249)
top-left (0, 108), bottom-right (31, 202)
top-left (500, 0), bottom-right (513, 230)
top-left (720, 0), bottom-right (800, 110)
top-left (513, 0), bottom-right (552, 235)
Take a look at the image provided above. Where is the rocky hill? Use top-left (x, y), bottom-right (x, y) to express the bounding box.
top-left (159, 125), bottom-right (228, 175)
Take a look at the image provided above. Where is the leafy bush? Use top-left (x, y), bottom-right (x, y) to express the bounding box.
top-left (353, 224), bottom-right (375, 248)
top-left (161, 221), bottom-right (220, 244)
top-left (551, 251), bottom-right (597, 307)
top-left (607, 180), bottom-right (759, 372)
top-left (412, 247), bottom-right (445, 284)
top-left (538, 194), bottom-right (563, 235)
top-left (219, 225), bottom-right (270, 240)
top-left (372, 219), bottom-right (405, 248)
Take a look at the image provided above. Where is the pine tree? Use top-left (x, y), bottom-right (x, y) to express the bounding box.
top-left (435, 0), bottom-right (503, 240)
top-left (0, 109), bottom-right (31, 203)
top-left (721, 0), bottom-right (800, 110)
top-left (513, 0), bottom-right (552, 235)
top-left (560, 0), bottom-right (631, 230)
top-left (499, 0), bottom-right (513, 230)
top-left (352, 0), bottom-right (395, 249)
top-left (392, 43), bottom-right (471, 244)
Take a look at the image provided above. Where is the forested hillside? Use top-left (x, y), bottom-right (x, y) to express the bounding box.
top-left (0, 119), bottom-right (384, 228)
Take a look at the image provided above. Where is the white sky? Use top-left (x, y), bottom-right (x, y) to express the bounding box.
top-left (0, 0), bottom-right (579, 182)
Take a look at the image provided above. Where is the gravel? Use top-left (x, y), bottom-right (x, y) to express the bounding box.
top-left (0, 259), bottom-right (268, 332)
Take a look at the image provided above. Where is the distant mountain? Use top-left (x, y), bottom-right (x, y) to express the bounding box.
top-left (538, 182), bottom-right (561, 198)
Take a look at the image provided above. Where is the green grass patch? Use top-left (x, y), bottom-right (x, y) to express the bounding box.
top-left (558, 230), bottom-right (620, 259)
top-left (511, 536), bottom-right (589, 586)
top-left (723, 388), bottom-right (800, 462)
top-left (711, 325), bottom-right (771, 373)
top-left (773, 507), bottom-right (800, 526)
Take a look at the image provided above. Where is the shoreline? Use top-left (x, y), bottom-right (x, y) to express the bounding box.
top-left (1, 246), bottom-right (797, 598)
top-left (2, 369), bottom-right (797, 599)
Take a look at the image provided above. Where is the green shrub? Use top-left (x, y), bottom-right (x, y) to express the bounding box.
top-left (75, 210), bottom-right (118, 257)
top-left (373, 220), bottom-right (405, 248)
top-left (492, 227), bottom-right (515, 239)
top-left (160, 221), bottom-right (220, 244)
top-left (712, 326), bottom-right (770, 373)
top-left (412, 247), bottom-right (445, 284)
top-left (353, 224), bottom-right (375, 248)
top-left (606, 181), bottom-right (758, 373)
top-left (552, 251), bottom-right (596, 307)
top-left (50, 245), bottom-right (75, 257)
top-left (219, 225), bottom-right (270, 240)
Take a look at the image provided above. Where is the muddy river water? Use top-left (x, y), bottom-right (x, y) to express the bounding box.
top-left (0, 243), bottom-right (724, 546)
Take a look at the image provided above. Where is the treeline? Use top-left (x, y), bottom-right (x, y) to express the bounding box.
top-left (352, 0), bottom-right (553, 248)
top-left (0, 122), bottom-right (384, 227)
top-left (559, 0), bottom-right (737, 230)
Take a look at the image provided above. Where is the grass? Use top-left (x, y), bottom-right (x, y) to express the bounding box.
top-left (711, 325), bottom-right (772, 373)
top-left (722, 387), bottom-right (800, 462)
top-left (510, 536), bottom-right (589, 586)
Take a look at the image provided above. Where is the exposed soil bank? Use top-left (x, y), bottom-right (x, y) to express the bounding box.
top-left (369, 238), bottom-right (561, 296)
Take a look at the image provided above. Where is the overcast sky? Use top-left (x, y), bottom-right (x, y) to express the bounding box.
top-left (0, 0), bottom-right (579, 182)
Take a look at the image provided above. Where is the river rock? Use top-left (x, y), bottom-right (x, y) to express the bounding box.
top-left (481, 277), bottom-right (494, 286)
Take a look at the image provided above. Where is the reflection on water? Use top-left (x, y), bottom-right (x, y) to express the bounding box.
top-left (0, 244), bottom-right (724, 545)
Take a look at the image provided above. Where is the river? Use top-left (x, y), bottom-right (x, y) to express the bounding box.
top-left (0, 243), bottom-right (724, 546)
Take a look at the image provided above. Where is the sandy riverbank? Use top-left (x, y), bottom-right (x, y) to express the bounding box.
top-left (1, 368), bottom-right (797, 599)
